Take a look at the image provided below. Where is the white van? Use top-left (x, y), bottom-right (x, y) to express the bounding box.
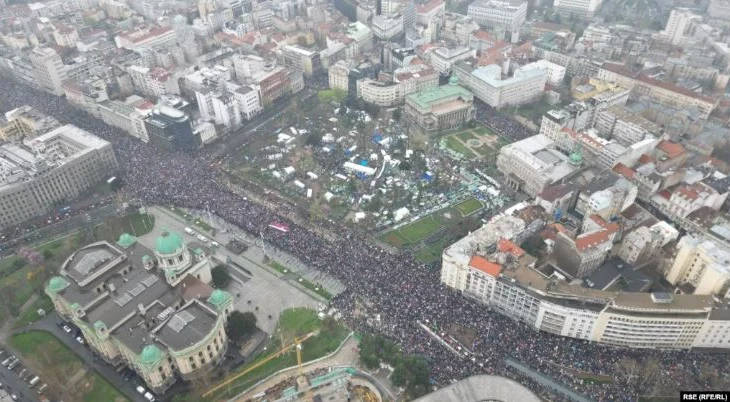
top-left (184, 227), bottom-right (194, 235)
top-left (144, 391), bottom-right (156, 401)
top-left (136, 385), bottom-right (146, 395)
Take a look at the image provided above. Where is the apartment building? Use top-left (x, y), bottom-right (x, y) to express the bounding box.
top-left (467, 0), bottom-right (527, 36)
top-left (97, 99), bottom-right (150, 143)
top-left (666, 235), bottom-right (730, 297)
top-left (497, 134), bottom-right (578, 196)
top-left (29, 47), bottom-right (67, 96)
top-left (0, 125), bottom-right (118, 228)
top-left (281, 45), bottom-right (321, 77)
top-left (114, 26), bottom-right (177, 52)
top-left (426, 46), bottom-right (475, 75)
top-left (356, 79), bottom-right (400, 107)
top-left (597, 63), bottom-right (718, 119)
top-left (661, 8), bottom-right (702, 46)
top-left (521, 59), bottom-right (566, 86)
top-left (553, 0), bottom-right (603, 18)
top-left (455, 63), bottom-right (546, 108)
top-left (46, 231), bottom-right (231, 393)
top-left (443, 226), bottom-right (730, 350)
top-left (1, 106), bottom-right (59, 141)
top-left (554, 215), bottom-right (619, 278)
top-left (594, 105), bottom-right (662, 146)
top-left (127, 65), bottom-right (181, 97)
top-left (328, 60), bottom-right (351, 92)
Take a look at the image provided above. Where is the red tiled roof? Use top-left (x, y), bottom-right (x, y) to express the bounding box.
top-left (675, 185), bottom-right (700, 201)
top-left (656, 140), bottom-right (686, 159)
top-left (497, 238), bottom-right (526, 257)
top-left (472, 30), bottom-right (496, 42)
top-left (659, 189), bottom-right (672, 200)
top-left (638, 154), bottom-right (654, 164)
top-left (469, 256), bottom-right (502, 277)
top-left (575, 230), bottom-right (612, 251)
top-left (415, 0), bottom-right (444, 14)
top-left (637, 74), bottom-right (715, 103)
top-left (588, 215), bottom-right (620, 233)
top-left (613, 163), bottom-right (635, 179)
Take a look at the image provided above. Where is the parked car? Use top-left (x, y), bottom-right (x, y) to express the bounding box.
top-left (62, 325), bottom-right (72, 333)
top-left (136, 385), bottom-right (146, 395)
top-left (37, 384), bottom-right (48, 394)
top-left (10, 393), bottom-right (17, 401)
top-left (8, 360), bottom-right (20, 370)
top-left (76, 336), bottom-right (85, 345)
top-left (144, 391), bottom-right (156, 401)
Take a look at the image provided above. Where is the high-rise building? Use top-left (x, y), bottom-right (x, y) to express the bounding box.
top-left (281, 45), bottom-right (322, 77)
top-left (661, 8), bottom-right (702, 46)
top-left (0, 124), bottom-right (118, 228)
top-left (666, 235), bottom-right (730, 297)
top-left (144, 106), bottom-right (198, 150)
top-left (29, 47), bottom-right (67, 96)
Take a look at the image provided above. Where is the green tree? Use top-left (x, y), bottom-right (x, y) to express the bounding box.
top-left (211, 265), bottom-right (232, 288)
top-left (226, 311), bottom-right (258, 342)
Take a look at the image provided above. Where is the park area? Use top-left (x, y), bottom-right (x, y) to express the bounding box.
top-left (0, 212), bottom-right (155, 329)
top-left (440, 126), bottom-right (508, 160)
top-left (380, 197), bottom-right (485, 263)
top-left (11, 331), bottom-right (128, 402)
top-left (189, 308), bottom-right (350, 402)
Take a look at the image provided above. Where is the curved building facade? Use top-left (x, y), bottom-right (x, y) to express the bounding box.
top-left (46, 230), bottom-right (228, 394)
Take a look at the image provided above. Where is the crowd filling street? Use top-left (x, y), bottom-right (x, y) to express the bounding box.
top-left (2, 77), bottom-right (729, 402)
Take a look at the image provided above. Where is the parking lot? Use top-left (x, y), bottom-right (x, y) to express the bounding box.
top-left (0, 345), bottom-right (48, 402)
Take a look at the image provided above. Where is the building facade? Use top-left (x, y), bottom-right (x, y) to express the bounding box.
top-left (46, 231), bottom-right (231, 394)
top-left (404, 78), bottom-right (474, 133)
top-left (0, 124), bottom-right (117, 228)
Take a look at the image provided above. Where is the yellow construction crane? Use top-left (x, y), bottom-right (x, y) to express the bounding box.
top-left (202, 332), bottom-right (314, 399)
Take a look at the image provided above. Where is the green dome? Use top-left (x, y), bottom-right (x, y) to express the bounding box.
top-left (47, 276), bottom-right (68, 293)
top-left (117, 233), bottom-right (137, 249)
top-left (569, 152), bottom-right (583, 165)
top-left (93, 320), bottom-right (106, 330)
top-left (140, 344), bottom-right (162, 365)
top-left (207, 289), bottom-right (231, 307)
top-left (155, 230), bottom-right (184, 255)
top-left (71, 302), bottom-right (81, 311)
top-left (449, 75), bottom-right (459, 85)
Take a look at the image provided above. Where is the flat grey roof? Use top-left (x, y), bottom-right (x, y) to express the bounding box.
top-left (156, 301), bottom-right (218, 351)
top-left (414, 375), bottom-right (541, 402)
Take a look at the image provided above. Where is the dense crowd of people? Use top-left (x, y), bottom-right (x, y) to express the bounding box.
top-left (2, 77), bottom-right (728, 401)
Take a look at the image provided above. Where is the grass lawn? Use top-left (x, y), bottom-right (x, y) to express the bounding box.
top-left (203, 308), bottom-right (349, 401)
top-left (93, 213), bottom-right (155, 242)
top-left (379, 231), bottom-right (409, 248)
top-left (168, 207), bottom-right (215, 233)
top-left (415, 238), bottom-right (450, 264)
top-left (14, 294), bottom-right (54, 328)
top-left (455, 131), bottom-right (477, 141)
top-left (269, 262), bottom-right (333, 300)
top-left (399, 216), bottom-right (442, 243)
top-left (455, 198), bottom-right (485, 216)
top-left (473, 127), bottom-right (496, 137)
top-left (12, 331), bottom-right (127, 402)
top-left (444, 136), bottom-right (476, 159)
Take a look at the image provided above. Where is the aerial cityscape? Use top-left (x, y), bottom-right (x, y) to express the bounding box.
top-left (0, 0), bottom-right (729, 401)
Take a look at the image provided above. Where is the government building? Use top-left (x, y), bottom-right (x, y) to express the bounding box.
top-left (46, 229), bottom-right (232, 394)
top-left (404, 77), bottom-right (474, 133)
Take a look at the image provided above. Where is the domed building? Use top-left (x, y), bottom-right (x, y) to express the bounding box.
top-left (45, 229), bottom-right (231, 394)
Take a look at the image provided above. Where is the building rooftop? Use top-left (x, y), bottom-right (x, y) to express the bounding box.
top-left (414, 375), bottom-right (541, 402)
top-left (405, 84), bottom-right (472, 110)
top-left (585, 258), bottom-right (653, 292)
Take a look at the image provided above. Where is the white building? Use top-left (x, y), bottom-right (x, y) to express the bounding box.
top-left (127, 65), bottom-right (181, 97)
top-left (467, 0), bottom-right (527, 38)
top-left (661, 8), bottom-right (702, 46)
top-left (426, 46), bottom-right (476, 75)
top-left (188, 68), bottom-right (262, 130)
top-left (521, 60), bottom-right (566, 86)
top-left (553, 0), bottom-right (604, 18)
top-left (455, 63), bottom-right (546, 108)
top-left (496, 134), bottom-right (578, 196)
top-left (97, 99), bottom-right (150, 143)
top-left (0, 125), bottom-right (118, 228)
top-left (328, 60), bottom-right (351, 92)
top-left (442, 226), bottom-right (730, 350)
top-left (29, 47), bottom-right (67, 96)
top-left (356, 79), bottom-right (400, 107)
top-left (114, 26), bottom-right (177, 52)
top-left (666, 235), bottom-right (730, 297)
top-left (371, 14), bottom-right (404, 40)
